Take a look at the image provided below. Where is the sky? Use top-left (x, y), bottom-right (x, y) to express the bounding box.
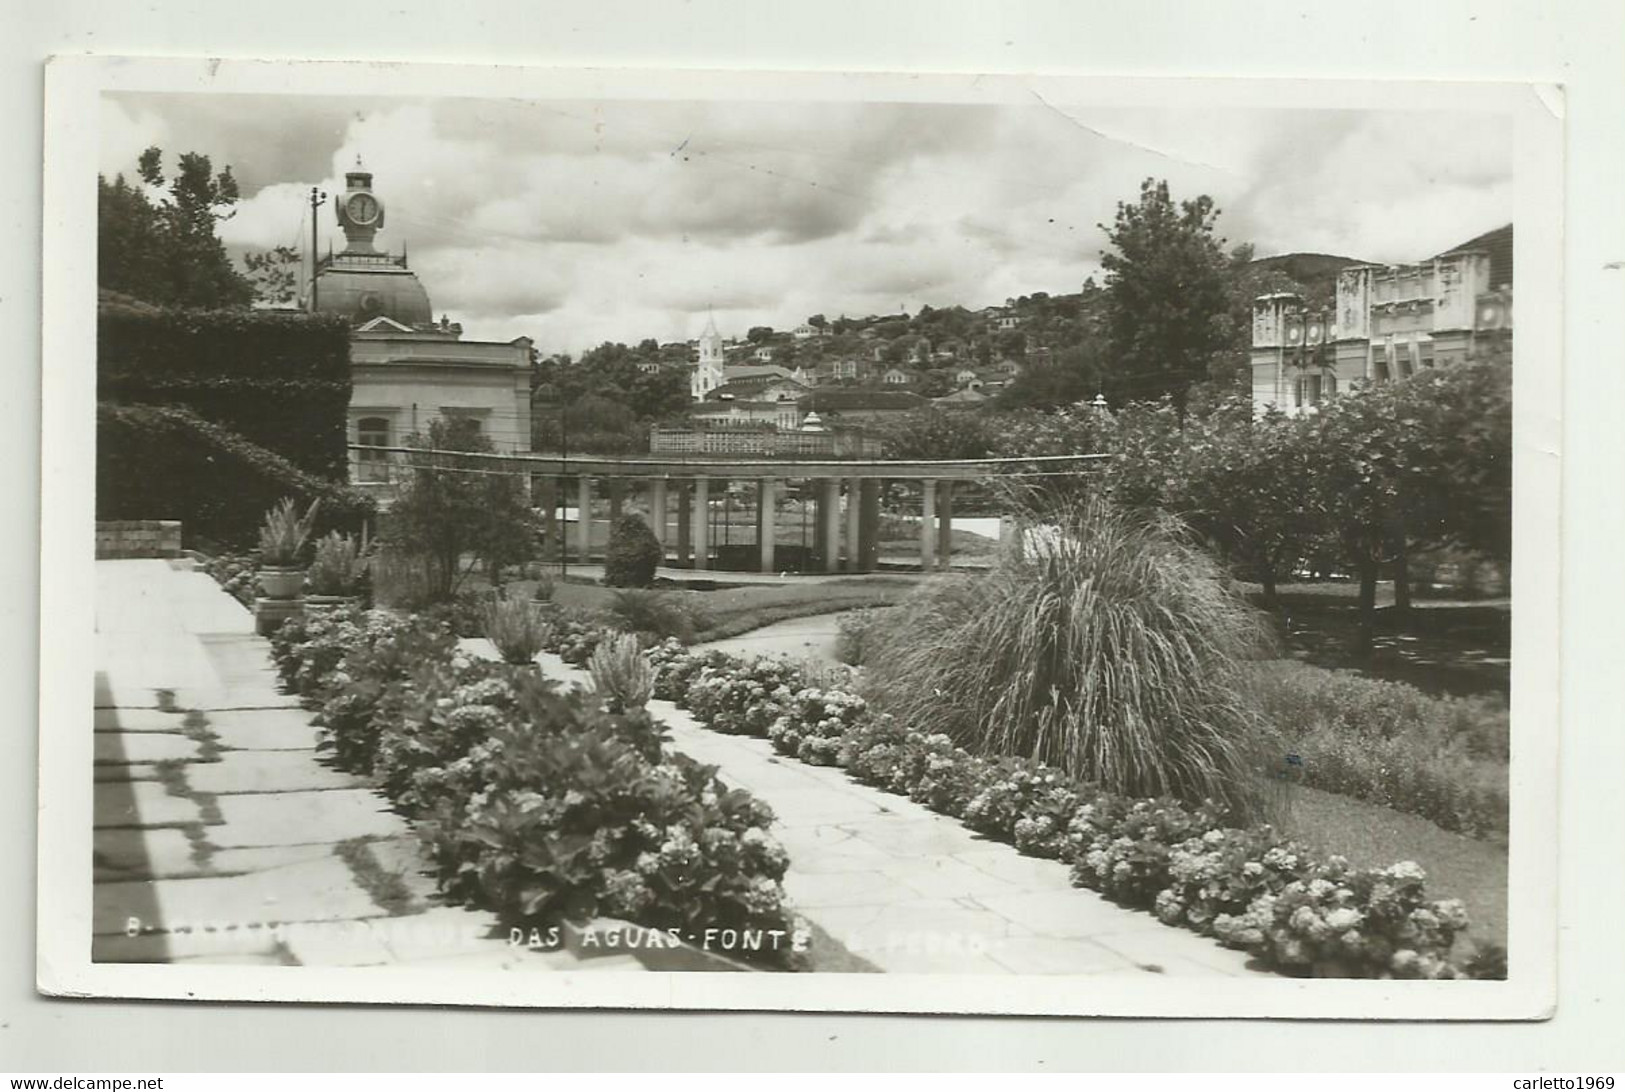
top-left (100, 92), bottom-right (1514, 353)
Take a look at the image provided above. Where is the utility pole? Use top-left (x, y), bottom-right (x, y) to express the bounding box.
top-left (307, 185), bottom-right (327, 312)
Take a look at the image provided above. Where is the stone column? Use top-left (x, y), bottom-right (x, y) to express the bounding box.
top-left (759, 478), bottom-right (778, 573)
top-left (919, 479), bottom-right (937, 571)
top-left (537, 477), bottom-right (558, 559)
top-left (844, 477), bottom-right (862, 573)
top-left (576, 476), bottom-right (592, 562)
top-left (999, 514), bottom-right (1023, 563)
top-left (692, 476), bottom-right (710, 571)
top-left (936, 480), bottom-right (954, 571)
top-left (821, 477), bottom-right (843, 573)
top-left (649, 479), bottom-right (668, 564)
top-left (859, 479), bottom-right (882, 571)
top-left (676, 481), bottom-right (692, 565)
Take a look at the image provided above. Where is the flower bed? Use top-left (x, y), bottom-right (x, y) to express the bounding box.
top-left (266, 607), bottom-right (796, 966)
top-left (642, 642), bottom-right (1502, 980)
top-left (201, 552), bottom-right (259, 609)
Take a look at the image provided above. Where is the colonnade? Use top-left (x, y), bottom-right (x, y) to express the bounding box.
top-left (551, 474), bottom-right (958, 573)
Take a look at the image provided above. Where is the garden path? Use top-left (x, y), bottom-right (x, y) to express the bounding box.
top-left (91, 559), bottom-right (645, 972)
top-left (519, 644), bottom-right (1270, 977)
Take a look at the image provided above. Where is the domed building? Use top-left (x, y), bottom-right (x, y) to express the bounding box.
top-left (312, 165), bottom-right (533, 491)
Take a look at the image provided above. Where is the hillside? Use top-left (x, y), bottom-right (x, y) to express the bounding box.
top-left (1249, 252), bottom-right (1373, 303)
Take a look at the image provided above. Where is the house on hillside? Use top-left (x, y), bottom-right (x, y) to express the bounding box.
top-left (310, 165), bottom-right (532, 490)
top-left (882, 367), bottom-right (912, 386)
top-left (796, 388), bottom-right (929, 426)
top-left (1250, 224), bottom-right (1513, 415)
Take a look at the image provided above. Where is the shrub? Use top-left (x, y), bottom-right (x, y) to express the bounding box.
top-left (608, 588), bottom-right (706, 643)
top-left (863, 496), bottom-right (1273, 817)
top-left (685, 658), bottom-right (805, 737)
top-left (768, 686), bottom-right (868, 767)
top-left (98, 303), bottom-right (353, 479)
top-left (655, 642), bottom-right (1486, 979)
top-left (1252, 662), bottom-right (1509, 836)
top-left (425, 717), bottom-right (792, 946)
top-left (98, 403), bottom-right (374, 549)
top-left (603, 513), bottom-right (663, 588)
top-left (589, 632), bottom-right (657, 713)
top-left (268, 604), bottom-right (795, 966)
top-left (531, 569), bottom-right (556, 604)
top-left (481, 595), bottom-right (553, 665)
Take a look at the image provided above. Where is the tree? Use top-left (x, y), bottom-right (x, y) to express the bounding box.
top-left (877, 408), bottom-right (996, 460)
top-left (1169, 401), bottom-right (1326, 603)
top-left (1099, 178), bottom-right (1239, 412)
top-left (747, 326), bottom-right (775, 344)
top-left (996, 342), bottom-right (1106, 410)
top-left (98, 146), bottom-right (256, 309)
top-left (383, 416), bottom-right (537, 600)
top-left (243, 245), bottom-right (302, 307)
top-left (807, 313), bottom-right (829, 330)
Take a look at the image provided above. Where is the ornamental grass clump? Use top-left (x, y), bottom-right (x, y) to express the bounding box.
top-left (481, 595), bottom-right (553, 666)
top-left (589, 632), bottom-right (657, 712)
top-left (257, 497), bottom-right (320, 566)
top-left (862, 496), bottom-right (1273, 818)
top-left (306, 530), bottom-right (368, 596)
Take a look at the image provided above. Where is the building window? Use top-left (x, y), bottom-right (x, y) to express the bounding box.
top-left (356, 416), bottom-right (390, 483)
top-left (1372, 341), bottom-right (1391, 384)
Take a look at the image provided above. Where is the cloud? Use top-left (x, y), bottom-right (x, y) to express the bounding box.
top-left (102, 92), bottom-right (1514, 353)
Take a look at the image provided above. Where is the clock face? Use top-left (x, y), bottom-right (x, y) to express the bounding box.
top-left (346, 192), bottom-right (380, 225)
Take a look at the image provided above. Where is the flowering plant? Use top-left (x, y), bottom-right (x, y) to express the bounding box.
top-left (768, 686), bottom-right (868, 766)
top-left (684, 659), bottom-right (804, 737)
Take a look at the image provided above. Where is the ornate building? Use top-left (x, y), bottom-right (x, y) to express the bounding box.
top-left (312, 165), bottom-right (532, 490)
top-left (1250, 225), bottom-right (1513, 415)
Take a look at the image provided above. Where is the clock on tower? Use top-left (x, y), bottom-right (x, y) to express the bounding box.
top-left (335, 164), bottom-right (386, 254)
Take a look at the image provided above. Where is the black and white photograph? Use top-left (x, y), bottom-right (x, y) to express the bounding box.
top-left (37, 57), bottom-right (1561, 1018)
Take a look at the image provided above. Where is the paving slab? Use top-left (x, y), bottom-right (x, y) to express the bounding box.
top-left (93, 781), bottom-right (208, 830)
top-left (210, 790), bottom-right (407, 848)
top-left (94, 828), bottom-right (201, 879)
top-left (93, 928), bottom-right (287, 964)
top-left (185, 750), bottom-right (356, 795)
top-left (969, 889), bottom-right (1155, 940)
top-left (1084, 927), bottom-right (1259, 977)
top-left (94, 708), bottom-right (193, 732)
top-left (985, 935), bottom-right (1150, 975)
top-left (95, 763), bottom-right (163, 783)
top-left (93, 857), bottom-right (387, 936)
top-left (94, 733), bottom-right (205, 765)
top-left (373, 906), bottom-right (507, 962)
top-left (206, 844), bottom-right (345, 875)
top-left (203, 709), bottom-right (321, 752)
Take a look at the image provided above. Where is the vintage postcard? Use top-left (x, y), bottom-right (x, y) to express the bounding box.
top-left (39, 55), bottom-right (1562, 1017)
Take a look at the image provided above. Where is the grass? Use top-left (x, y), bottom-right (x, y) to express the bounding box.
top-left (1250, 659), bottom-right (1509, 838)
top-left (486, 575), bottom-right (917, 645)
top-left (1273, 783), bottom-right (1507, 949)
top-left (862, 497), bottom-right (1274, 817)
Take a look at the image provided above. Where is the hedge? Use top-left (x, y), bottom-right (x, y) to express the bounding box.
top-left (98, 303), bottom-right (354, 480)
top-left (98, 402), bottom-right (375, 549)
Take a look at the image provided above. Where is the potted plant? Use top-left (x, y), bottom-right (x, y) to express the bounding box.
top-left (256, 497), bottom-right (320, 599)
top-left (304, 529), bottom-right (368, 613)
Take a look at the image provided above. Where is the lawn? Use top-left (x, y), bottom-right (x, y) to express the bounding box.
top-left (487, 573), bottom-right (918, 645)
top-left (1271, 783), bottom-right (1507, 950)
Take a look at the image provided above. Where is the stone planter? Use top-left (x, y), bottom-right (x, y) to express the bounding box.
top-left (256, 567), bottom-right (306, 600)
top-left (253, 596), bottom-right (304, 636)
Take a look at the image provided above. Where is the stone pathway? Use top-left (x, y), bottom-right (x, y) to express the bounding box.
top-left (520, 645), bottom-right (1268, 978)
top-left (93, 559), bottom-right (644, 972)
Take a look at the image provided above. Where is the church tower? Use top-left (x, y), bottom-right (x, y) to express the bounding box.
top-left (691, 314), bottom-right (725, 400)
